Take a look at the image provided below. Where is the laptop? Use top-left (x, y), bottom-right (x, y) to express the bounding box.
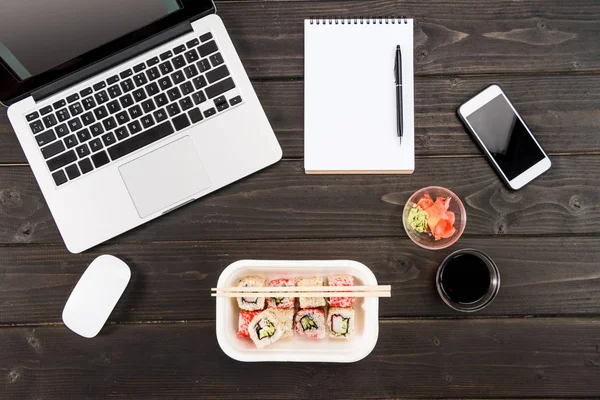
top-left (0, 0), bottom-right (282, 253)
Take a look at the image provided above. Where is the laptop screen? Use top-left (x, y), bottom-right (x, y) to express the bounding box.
top-left (0, 0), bottom-right (182, 80)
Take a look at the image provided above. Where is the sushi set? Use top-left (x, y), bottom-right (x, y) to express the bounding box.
top-left (215, 260), bottom-right (387, 362)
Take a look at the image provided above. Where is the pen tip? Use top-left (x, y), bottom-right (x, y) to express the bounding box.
top-left (397, 45), bottom-right (401, 50)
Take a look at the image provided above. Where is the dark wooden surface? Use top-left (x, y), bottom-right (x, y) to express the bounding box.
top-left (1, 1), bottom-right (600, 398)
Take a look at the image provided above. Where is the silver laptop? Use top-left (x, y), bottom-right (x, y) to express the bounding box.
top-left (0, 0), bottom-right (282, 253)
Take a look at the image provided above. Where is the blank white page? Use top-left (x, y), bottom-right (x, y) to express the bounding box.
top-left (304, 18), bottom-right (414, 174)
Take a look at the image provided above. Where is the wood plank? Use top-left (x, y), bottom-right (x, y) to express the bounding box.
top-left (2, 74), bottom-right (599, 163)
top-left (2, 236), bottom-right (600, 324)
top-left (0, 155), bottom-right (596, 245)
top-left (1, 319), bottom-right (600, 398)
top-left (215, 0), bottom-right (600, 78)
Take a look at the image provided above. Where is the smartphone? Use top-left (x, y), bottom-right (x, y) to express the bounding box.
top-left (457, 84), bottom-right (551, 190)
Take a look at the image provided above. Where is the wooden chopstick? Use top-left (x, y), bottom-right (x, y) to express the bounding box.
top-left (211, 291), bottom-right (391, 298)
top-left (211, 285), bottom-right (390, 293)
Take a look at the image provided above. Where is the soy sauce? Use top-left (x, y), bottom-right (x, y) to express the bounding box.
top-left (440, 253), bottom-right (490, 304)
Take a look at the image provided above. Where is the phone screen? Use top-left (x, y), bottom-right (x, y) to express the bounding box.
top-left (466, 94), bottom-right (545, 180)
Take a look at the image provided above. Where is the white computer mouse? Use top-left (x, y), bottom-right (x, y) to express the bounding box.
top-left (62, 255), bottom-right (131, 338)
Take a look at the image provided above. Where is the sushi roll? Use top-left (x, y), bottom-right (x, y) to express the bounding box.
top-left (327, 275), bottom-right (356, 308)
top-left (296, 276), bottom-right (326, 308)
top-left (236, 276), bottom-right (267, 311)
top-left (272, 308), bottom-right (295, 339)
top-left (266, 278), bottom-right (296, 309)
top-left (237, 310), bottom-right (261, 338)
top-left (248, 310), bottom-right (284, 349)
top-left (327, 307), bottom-right (355, 339)
top-left (295, 308), bottom-right (326, 339)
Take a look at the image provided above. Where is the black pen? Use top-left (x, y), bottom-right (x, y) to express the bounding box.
top-left (394, 45), bottom-right (403, 145)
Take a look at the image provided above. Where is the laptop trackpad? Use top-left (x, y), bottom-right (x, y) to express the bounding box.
top-left (119, 136), bottom-right (211, 218)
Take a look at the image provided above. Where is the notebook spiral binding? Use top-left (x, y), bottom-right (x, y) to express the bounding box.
top-left (309, 16), bottom-right (408, 25)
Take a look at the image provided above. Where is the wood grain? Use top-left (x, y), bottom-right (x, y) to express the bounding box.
top-left (1, 237), bottom-right (600, 325)
top-left (2, 319), bottom-right (600, 399)
top-left (214, 0), bottom-right (600, 78)
top-left (0, 155), bottom-right (595, 245)
top-left (2, 74), bottom-right (600, 163)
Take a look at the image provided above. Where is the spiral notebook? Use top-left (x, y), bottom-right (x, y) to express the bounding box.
top-left (304, 17), bottom-right (414, 174)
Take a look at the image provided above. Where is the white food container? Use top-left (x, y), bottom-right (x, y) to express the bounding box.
top-left (216, 260), bottom-right (379, 362)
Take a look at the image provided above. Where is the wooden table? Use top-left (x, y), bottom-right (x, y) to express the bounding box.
top-left (1, 1), bottom-right (600, 398)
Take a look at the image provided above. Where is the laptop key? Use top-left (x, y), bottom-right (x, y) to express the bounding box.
top-left (69, 102), bottom-right (83, 116)
top-left (91, 151), bottom-right (110, 168)
top-left (197, 58), bottom-right (211, 73)
top-left (108, 85), bottom-right (122, 98)
top-left (128, 120), bottom-right (142, 135)
top-left (68, 117), bottom-right (84, 131)
top-left (179, 96), bottom-right (193, 111)
top-left (129, 105), bottom-right (142, 119)
top-left (93, 81), bottom-right (106, 91)
top-left (205, 77), bottom-right (235, 99)
top-left (230, 95), bottom-right (242, 106)
top-left (153, 108), bottom-right (168, 122)
top-left (64, 134), bottom-right (78, 148)
top-left (209, 53), bottom-right (224, 67)
top-left (192, 91), bottom-right (207, 105)
top-left (82, 97), bottom-right (96, 110)
top-left (132, 88), bottom-right (146, 102)
top-left (206, 65), bottom-right (230, 83)
top-left (53, 99), bottom-right (66, 109)
top-left (174, 44), bottom-right (186, 54)
top-left (90, 123), bottom-right (104, 137)
top-left (146, 82), bottom-right (160, 96)
top-left (171, 70), bottom-right (185, 85)
top-left (120, 79), bottom-right (134, 93)
top-left (120, 94), bottom-right (134, 108)
top-left (159, 76), bottom-right (173, 90)
top-left (204, 108), bottom-right (217, 118)
top-left (116, 111), bottom-right (130, 125)
top-left (80, 112), bottom-right (95, 126)
top-left (103, 116), bottom-right (117, 131)
top-left (141, 114), bottom-right (155, 129)
top-left (159, 61), bottom-right (173, 75)
top-left (26, 111), bottom-right (40, 122)
top-left (55, 124), bottom-right (69, 137)
top-left (107, 75), bottom-right (119, 85)
top-left (43, 114), bottom-right (58, 128)
top-left (172, 114), bottom-right (191, 131)
top-left (76, 128), bottom-right (91, 142)
top-left (180, 81), bottom-right (194, 95)
top-left (160, 50), bottom-right (172, 60)
top-left (52, 170), bottom-right (68, 186)
top-left (193, 76), bottom-right (207, 90)
top-left (166, 103), bottom-right (181, 117)
top-left (214, 96), bottom-right (229, 112)
top-left (108, 121), bottom-right (175, 161)
top-left (47, 150), bottom-right (77, 171)
top-left (120, 69), bottom-right (133, 79)
top-left (167, 87), bottom-right (181, 102)
top-left (188, 108), bottom-right (203, 124)
top-left (133, 63), bottom-right (146, 73)
top-left (40, 106), bottom-right (53, 115)
top-left (36, 130), bottom-right (57, 147)
top-left (41, 141), bottom-right (66, 159)
top-left (66, 93), bottom-right (80, 103)
top-left (30, 120), bottom-right (45, 134)
top-left (95, 90), bottom-right (109, 104)
top-left (147, 56), bottom-right (159, 67)
top-left (146, 67), bottom-right (160, 81)
top-left (107, 100), bottom-right (121, 114)
top-left (65, 164), bottom-right (81, 180)
top-left (186, 38), bottom-right (199, 48)
top-left (101, 132), bottom-right (116, 146)
top-left (198, 41), bottom-right (218, 57)
top-left (115, 126), bottom-right (129, 141)
top-left (76, 143), bottom-right (90, 158)
top-left (155, 93), bottom-right (169, 107)
top-left (172, 55), bottom-right (186, 69)
top-left (94, 105), bottom-right (108, 120)
top-left (78, 158), bottom-right (94, 174)
top-left (79, 87), bottom-right (93, 97)
top-left (141, 99), bottom-right (156, 113)
top-left (200, 32), bottom-right (213, 42)
top-left (89, 138), bottom-right (103, 152)
top-left (184, 49), bottom-right (199, 63)
top-left (184, 65), bottom-right (198, 79)
top-left (133, 73), bottom-right (148, 87)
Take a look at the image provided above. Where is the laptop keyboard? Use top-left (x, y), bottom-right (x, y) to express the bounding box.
top-left (25, 32), bottom-right (243, 187)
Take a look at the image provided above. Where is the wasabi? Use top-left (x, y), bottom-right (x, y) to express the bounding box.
top-left (408, 205), bottom-right (429, 233)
